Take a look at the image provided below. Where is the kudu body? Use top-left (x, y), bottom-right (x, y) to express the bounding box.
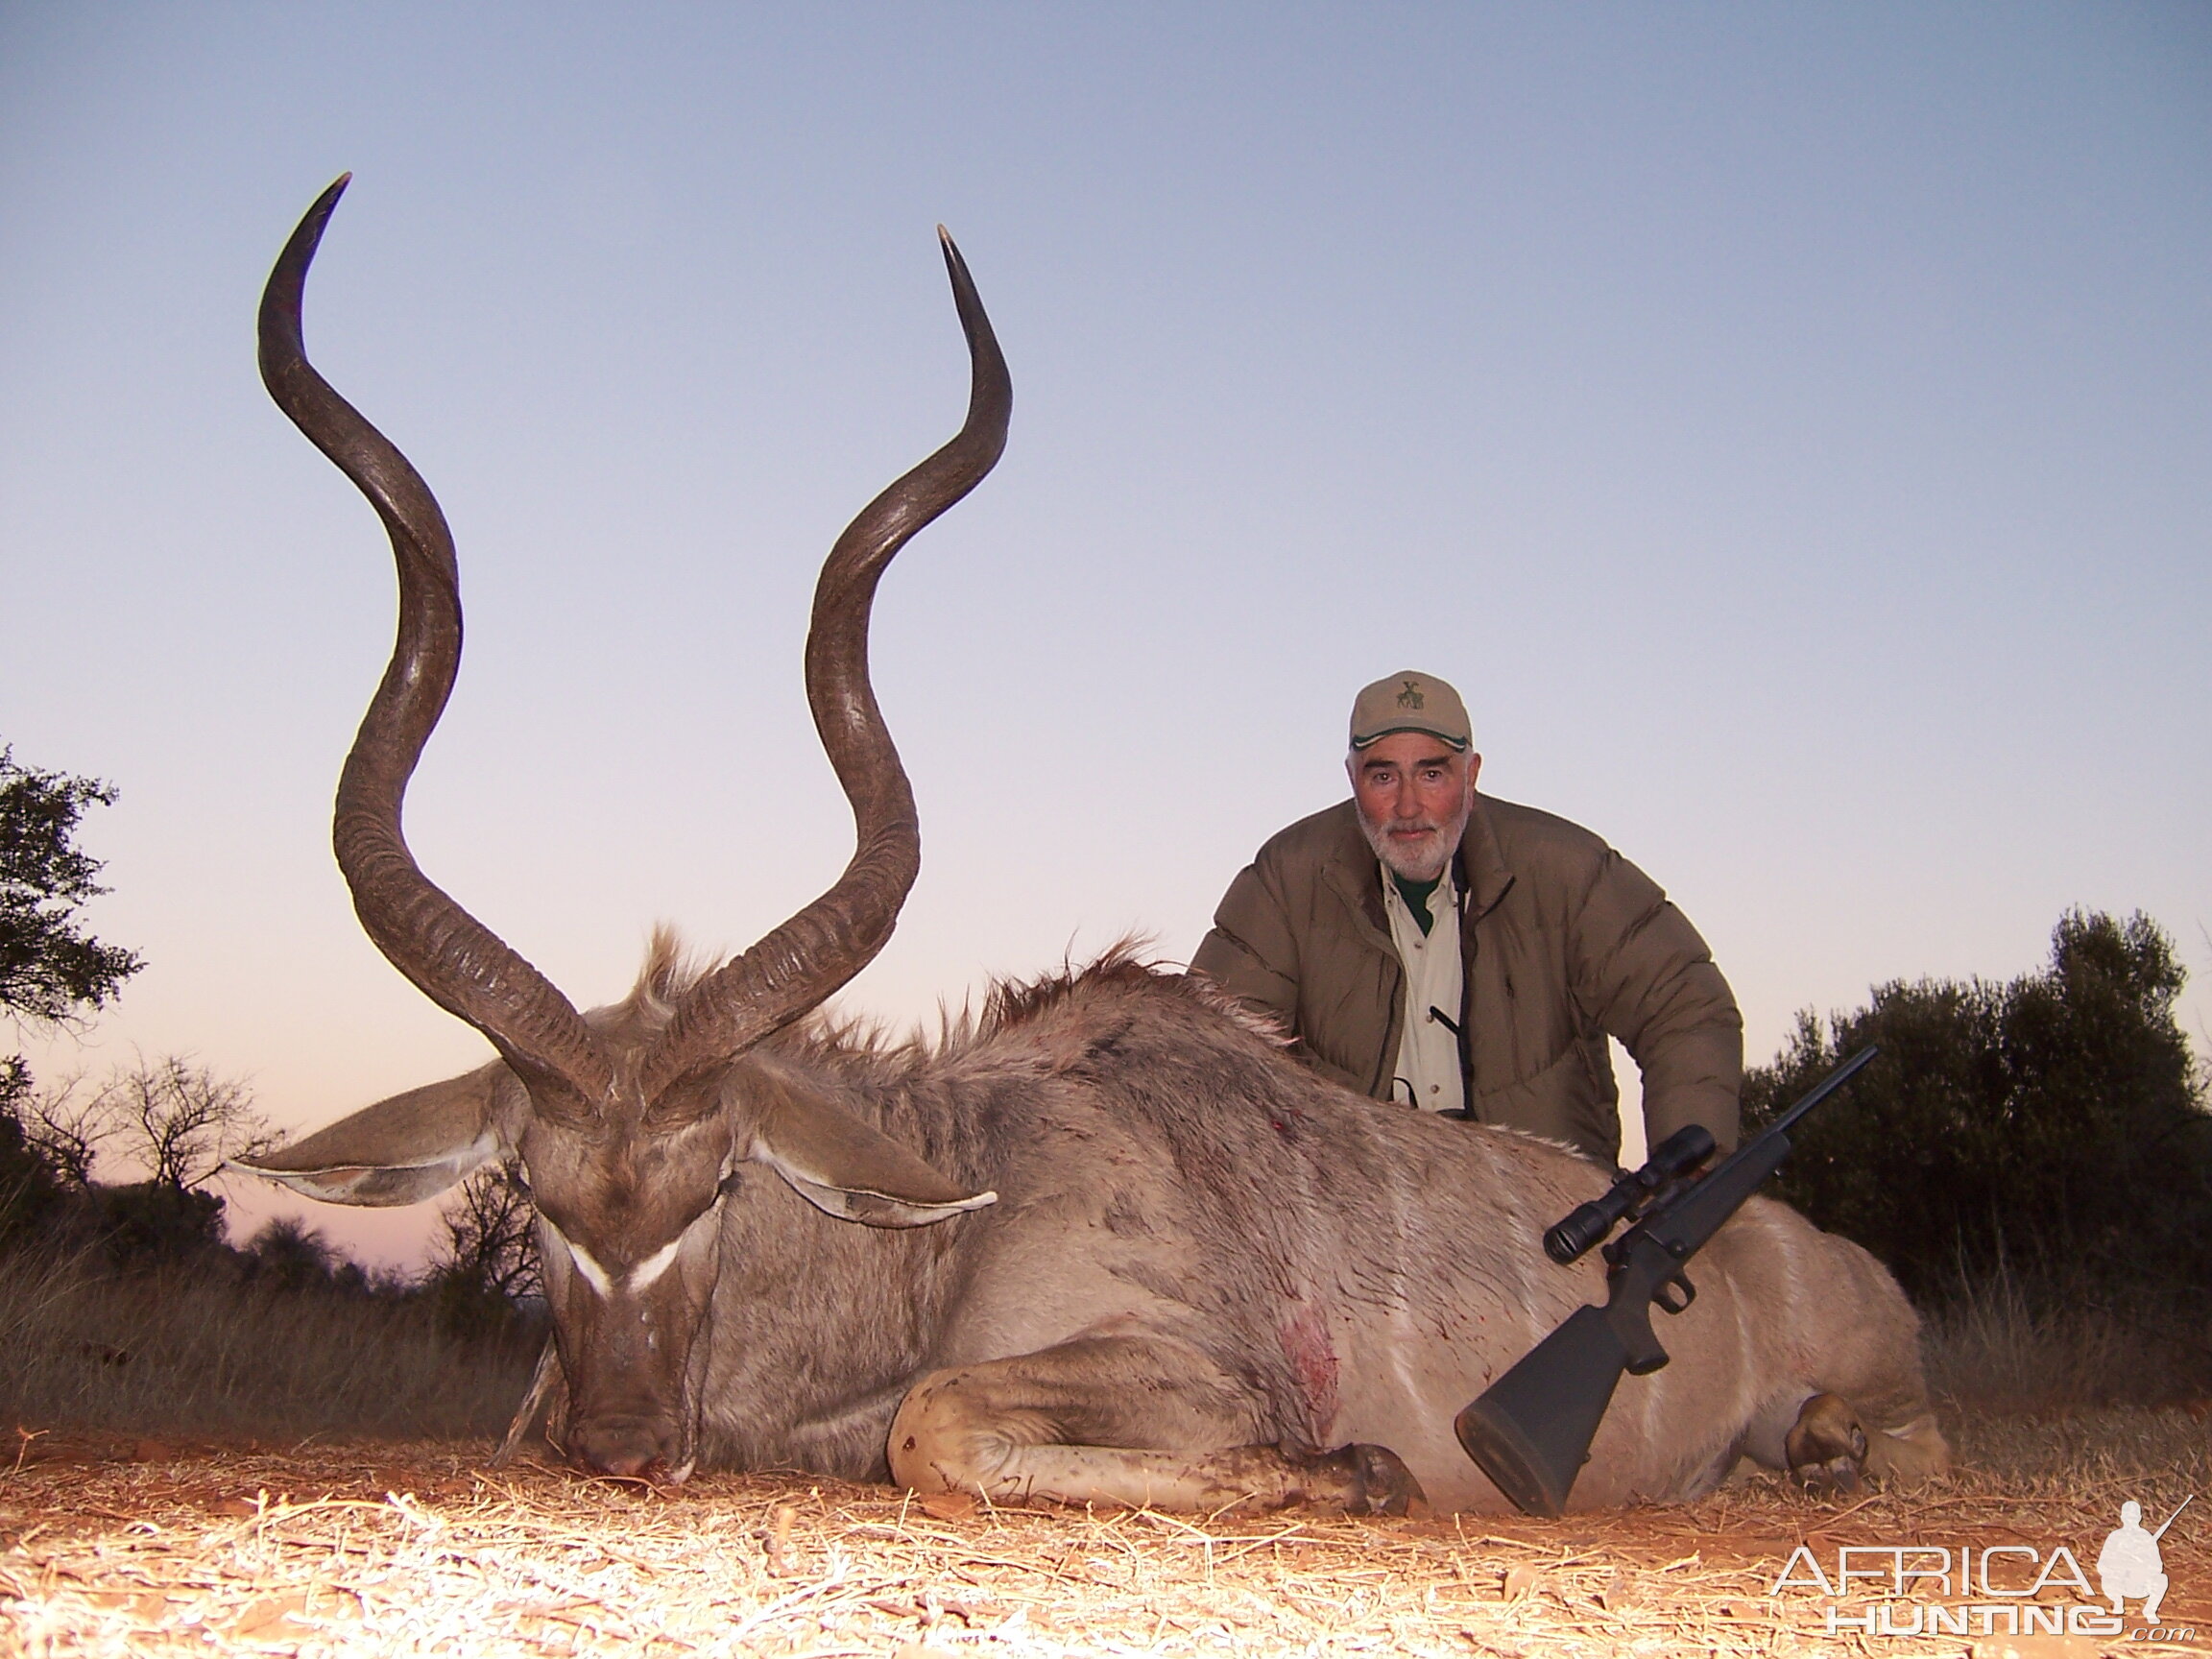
top-left (242, 180), bottom-right (1948, 1511)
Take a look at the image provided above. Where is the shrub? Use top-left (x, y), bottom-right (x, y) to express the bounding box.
top-left (1746, 911), bottom-right (2212, 1330)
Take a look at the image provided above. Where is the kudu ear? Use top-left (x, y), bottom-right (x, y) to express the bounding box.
top-left (230, 1061), bottom-right (521, 1206)
top-left (745, 1072), bottom-right (996, 1229)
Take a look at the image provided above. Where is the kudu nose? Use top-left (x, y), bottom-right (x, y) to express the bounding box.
top-left (567, 1415), bottom-right (681, 1479)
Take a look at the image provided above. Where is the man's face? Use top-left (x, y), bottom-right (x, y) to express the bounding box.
top-left (1348, 732), bottom-right (1481, 882)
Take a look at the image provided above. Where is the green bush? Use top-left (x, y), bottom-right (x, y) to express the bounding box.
top-left (1745, 910), bottom-right (2212, 1317)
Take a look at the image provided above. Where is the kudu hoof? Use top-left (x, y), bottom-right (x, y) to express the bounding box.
top-left (1785, 1392), bottom-right (1870, 1493)
top-left (1308, 1442), bottom-right (1431, 1517)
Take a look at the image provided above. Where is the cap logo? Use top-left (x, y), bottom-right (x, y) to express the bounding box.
top-left (1397, 680), bottom-right (1425, 709)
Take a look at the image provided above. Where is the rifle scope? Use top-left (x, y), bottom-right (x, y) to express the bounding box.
top-left (1543, 1124), bottom-right (1717, 1265)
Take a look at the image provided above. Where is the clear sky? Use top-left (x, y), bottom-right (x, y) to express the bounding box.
top-left (5, 5), bottom-right (2207, 1268)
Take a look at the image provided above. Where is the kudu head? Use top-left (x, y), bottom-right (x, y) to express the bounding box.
top-left (234, 177), bottom-right (1010, 1478)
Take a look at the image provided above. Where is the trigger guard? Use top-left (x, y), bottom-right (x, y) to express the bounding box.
top-left (1655, 1271), bottom-right (1696, 1315)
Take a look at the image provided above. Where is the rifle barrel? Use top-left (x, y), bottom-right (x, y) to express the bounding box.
top-left (1757, 1044), bottom-right (1880, 1143)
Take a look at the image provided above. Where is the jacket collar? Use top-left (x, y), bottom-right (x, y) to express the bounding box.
top-left (1455, 794), bottom-right (1516, 923)
top-left (1319, 805), bottom-right (1394, 949)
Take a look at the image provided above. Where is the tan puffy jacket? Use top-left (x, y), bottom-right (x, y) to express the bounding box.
top-left (1190, 795), bottom-right (1742, 1165)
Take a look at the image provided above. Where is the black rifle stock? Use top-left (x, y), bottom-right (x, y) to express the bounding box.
top-left (1452, 1046), bottom-right (1879, 1516)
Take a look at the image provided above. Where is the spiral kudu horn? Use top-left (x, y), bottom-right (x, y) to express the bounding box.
top-left (259, 176), bottom-right (612, 1119)
top-left (638, 229), bottom-right (1012, 1109)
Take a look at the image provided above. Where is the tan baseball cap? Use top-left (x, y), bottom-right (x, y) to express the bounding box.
top-left (1349, 670), bottom-right (1472, 752)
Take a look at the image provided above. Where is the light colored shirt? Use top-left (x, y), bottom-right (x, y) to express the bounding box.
top-left (1382, 866), bottom-right (1464, 1114)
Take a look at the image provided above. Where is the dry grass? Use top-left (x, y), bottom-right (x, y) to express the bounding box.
top-left (0, 1415), bottom-right (2204, 1658)
top-left (2, 1248), bottom-right (2206, 1653)
top-left (1950, 1403), bottom-right (2212, 1495)
top-left (1922, 1271), bottom-right (2210, 1414)
top-left (0, 1246), bottom-right (536, 1441)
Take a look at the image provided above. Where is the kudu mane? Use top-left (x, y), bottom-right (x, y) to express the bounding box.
top-left (735, 938), bottom-right (1297, 1076)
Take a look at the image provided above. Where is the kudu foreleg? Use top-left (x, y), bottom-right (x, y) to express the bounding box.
top-left (888, 1335), bottom-right (1426, 1515)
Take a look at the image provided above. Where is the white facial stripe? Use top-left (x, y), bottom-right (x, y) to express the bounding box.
top-left (629, 1193), bottom-right (727, 1289)
top-left (549, 1226), bottom-right (615, 1298)
top-left (628, 1236), bottom-right (684, 1292)
top-left (545, 1200), bottom-right (722, 1299)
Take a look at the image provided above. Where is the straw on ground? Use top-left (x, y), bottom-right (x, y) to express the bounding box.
top-left (1, 1409), bottom-right (2204, 1658)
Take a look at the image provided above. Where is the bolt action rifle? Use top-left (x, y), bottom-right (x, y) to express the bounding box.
top-left (1453, 1045), bottom-right (1880, 1517)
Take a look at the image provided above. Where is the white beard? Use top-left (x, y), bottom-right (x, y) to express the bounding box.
top-left (1357, 795), bottom-right (1473, 883)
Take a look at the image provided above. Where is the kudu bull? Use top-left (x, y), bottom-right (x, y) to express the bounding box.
top-left (240, 179), bottom-right (1949, 1512)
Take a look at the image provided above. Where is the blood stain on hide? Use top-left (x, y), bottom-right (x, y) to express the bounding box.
top-left (1278, 1302), bottom-right (1341, 1439)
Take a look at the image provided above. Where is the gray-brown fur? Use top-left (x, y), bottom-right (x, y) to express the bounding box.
top-left (245, 935), bottom-right (1947, 1508)
top-left (528, 942), bottom-right (1941, 1506)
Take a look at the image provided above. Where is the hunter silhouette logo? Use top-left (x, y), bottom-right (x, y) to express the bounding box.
top-left (1397, 680), bottom-right (1425, 709)
top-left (2099, 1496), bottom-right (2189, 1623)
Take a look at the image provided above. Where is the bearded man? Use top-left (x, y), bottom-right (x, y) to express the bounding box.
top-left (1190, 671), bottom-right (1742, 1166)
